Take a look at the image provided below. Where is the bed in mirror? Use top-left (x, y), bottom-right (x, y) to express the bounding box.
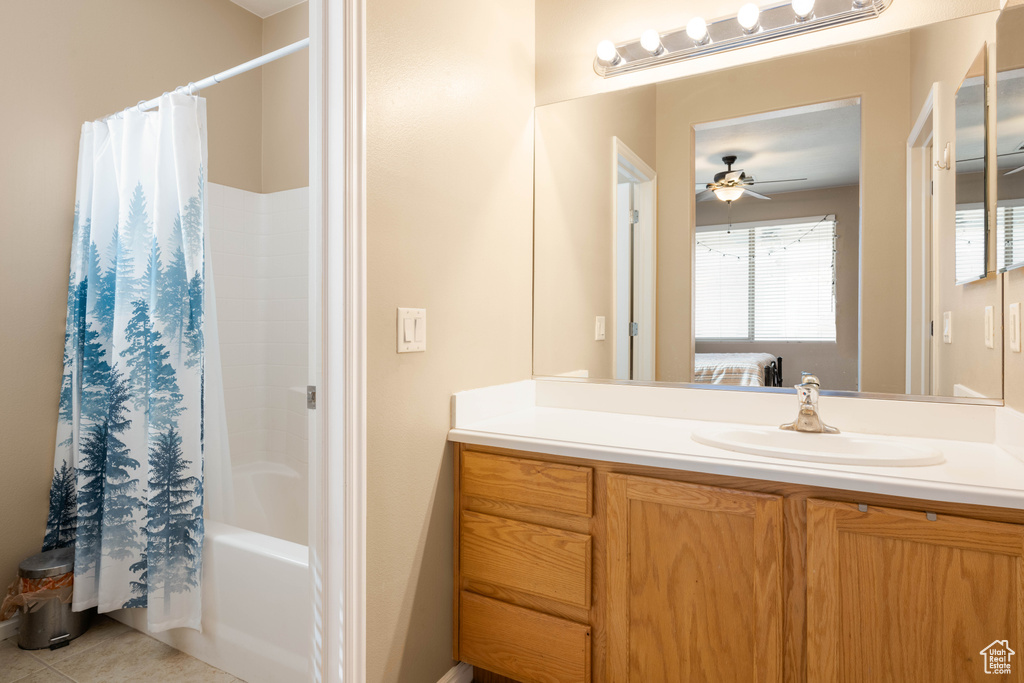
top-left (534, 9), bottom-right (1004, 401)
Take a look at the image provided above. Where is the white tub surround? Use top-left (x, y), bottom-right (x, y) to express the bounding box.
top-left (449, 379), bottom-right (1024, 510)
top-left (110, 521), bottom-right (308, 683)
top-left (208, 182), bottom-right (310, 544)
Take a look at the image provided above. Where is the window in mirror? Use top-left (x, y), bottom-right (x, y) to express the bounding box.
top-left (955, 205), bottom-right (987, 282)
top-left (997, 11), bottom-right (1024, 273)
top-left (954, 50), bottom-right (988, 284)
top-left (694, 99), bottom-right (859, 391)
top-left (695, 217), bottom-right (837, 342)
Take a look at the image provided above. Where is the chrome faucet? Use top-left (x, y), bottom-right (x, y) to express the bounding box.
top-left (780, 373), bottom-right (839, 434)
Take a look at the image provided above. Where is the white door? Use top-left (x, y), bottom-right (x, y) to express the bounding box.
top-left (613, 138), bottom-right (657, 381)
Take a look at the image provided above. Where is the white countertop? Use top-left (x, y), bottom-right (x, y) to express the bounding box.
top-left (449, 380), bottom-right (1024, 510)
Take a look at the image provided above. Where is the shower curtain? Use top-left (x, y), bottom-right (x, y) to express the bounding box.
top-left (44, 92), bottom-right (228, 632)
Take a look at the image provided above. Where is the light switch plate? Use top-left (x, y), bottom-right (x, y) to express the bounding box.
top-left (984, 305), bottom-right (995, 349)
top-left (943, 311), bottom-right (952, 344)
top-left (595, 316), bottom-right (606, 341)
top-left (397, 308), bottom-right (426, 353)
top-left (1011, 303), bottom-right (1022, 353)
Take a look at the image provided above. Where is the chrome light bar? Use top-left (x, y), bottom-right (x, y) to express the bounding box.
top-left (594, 0), bottom-right (893, 78)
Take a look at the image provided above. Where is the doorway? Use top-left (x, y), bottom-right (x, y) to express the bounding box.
top-left (613, 138), bottom-right (657, 381)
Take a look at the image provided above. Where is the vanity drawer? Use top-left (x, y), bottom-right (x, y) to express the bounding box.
top-left (461, 510), bottom-right (591, 608)
top-left (462, 450), bottom-right (592, 516)
top-left (459, 591), bottom-right (591, 683)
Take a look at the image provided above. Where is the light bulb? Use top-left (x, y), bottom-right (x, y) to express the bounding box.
top-left (686, 17), bottom-right (709, 44)
top-left (737, 3), bottom-right (761, 32)
top-left (713, 186), bottom-right (746, 202)
top-left (640, 29), bottom-right (664, 55)
top-left (792, 0), bottom-right (815, 20)
top-left (596, 39), bottom-right (620, 65)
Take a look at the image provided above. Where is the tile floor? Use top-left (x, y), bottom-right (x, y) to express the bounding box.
top-left (0, 616), bottom-right (242, 683)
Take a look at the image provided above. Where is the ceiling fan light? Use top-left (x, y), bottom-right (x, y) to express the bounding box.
top-left (737, 3), bottom-right (761, 33)
top-left (713, 186), bottom-right (746, 202)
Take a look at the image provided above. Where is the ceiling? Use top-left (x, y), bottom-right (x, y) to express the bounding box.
top-left (695, 99), bottom-right (862, 196)
top-left (229, 0), bottom-right (304, 18)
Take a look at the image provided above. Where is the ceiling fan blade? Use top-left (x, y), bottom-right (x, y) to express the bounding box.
top-left (747, 178), bottom-right (809, 185)
top-left (743, 190), bottom-right (772, 200)
top-left (1006, 165), bottom-right (1024, 177)
top-left (696, 189), bottom-right (718, 202)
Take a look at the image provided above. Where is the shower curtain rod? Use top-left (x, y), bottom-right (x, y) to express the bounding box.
top-left (115, 37), bottom-right (310, 116)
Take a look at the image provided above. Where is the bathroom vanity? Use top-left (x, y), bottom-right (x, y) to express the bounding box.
top-left (449, 381), bottom-right (1024, 683)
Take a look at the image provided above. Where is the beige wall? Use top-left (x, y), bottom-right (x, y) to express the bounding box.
top-left (263, 2), bottom-right (309, 193)
top-left (1000, 5), bottom-right (1024, 409)
top-left (535, 0), bottom-right (1001, 106)
top-left (0, 0), bottom-right (264, 601)
top-left (366, 1), bottom-right (535, 681)
top-left (909, 13), bottom-right (1002, 398)
top-left (695, 185), bottom-right (861, 391)
top-left (655, 35), bottom-right (911, 392)
top-left (534, 86), bottom-right (656, 378)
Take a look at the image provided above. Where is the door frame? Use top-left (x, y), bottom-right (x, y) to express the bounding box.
top-left (906, 84), bottom-right (938, 396)
top-left (612, 137), bottom-right (657, 381)
top-left (310, 1), bottom-right (367, 682)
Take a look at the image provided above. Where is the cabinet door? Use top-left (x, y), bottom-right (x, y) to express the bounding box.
top-left (606, 474), bottom-right (784, 682)
top-left (807, 499), bottom-right (1024, 682)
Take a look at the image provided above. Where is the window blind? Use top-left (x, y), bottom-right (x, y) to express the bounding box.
top-left (695, 216), bottom-right (837, 342)
top-left (955, 206), bottom-right (986, 283)
top-left (998, 201), bottom-right (1024, 272)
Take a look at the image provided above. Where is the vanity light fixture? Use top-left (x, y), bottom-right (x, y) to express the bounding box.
top-left (596, 39), bottom-right (621, 66)
top-left (792, 0), bottom-right (816, 21)
top-left (737, 3), bottom-right (762, 33)
top-left (686, 17), bottom-right (710, 45)
top-left (593, 0), bottom-right (893, 78)
top-left (640, 29), bottom-right (665, 55)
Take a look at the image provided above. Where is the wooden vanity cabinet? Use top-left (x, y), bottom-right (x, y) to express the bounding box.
top-left (806, 498), bottom-right (1024, 682)
top-left (453, 443), bottom-right (1024, 683)
top-left (606, 474), bottom-right (784, 683)
top-left (455, 448), bottom-right (594, 683)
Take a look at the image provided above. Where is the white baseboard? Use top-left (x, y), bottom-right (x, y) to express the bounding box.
top-left (0, 614), bottom-right (20, 642)
top-left (438, 661), bottom-right (473, 683)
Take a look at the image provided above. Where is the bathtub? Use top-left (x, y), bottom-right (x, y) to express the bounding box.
top-left (110, 520), bottom-right (309, 682)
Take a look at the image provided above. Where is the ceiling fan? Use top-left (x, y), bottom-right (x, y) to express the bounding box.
top-left (696, 155), bottom-right (808, 203)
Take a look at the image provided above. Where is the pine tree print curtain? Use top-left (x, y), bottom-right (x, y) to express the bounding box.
top-left (46, 93), bottom-right (214, 632)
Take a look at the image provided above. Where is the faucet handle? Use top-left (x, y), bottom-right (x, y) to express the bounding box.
top-left (800, 372), bottom-right (820, 386)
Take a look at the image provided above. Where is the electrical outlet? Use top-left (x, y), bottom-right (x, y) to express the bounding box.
top-left (1011, 303), bottom-right (1022, 353)
top-left (595, 316), bottom-right (606, 341)
top-left (943, 311), bottom-right (952, 344)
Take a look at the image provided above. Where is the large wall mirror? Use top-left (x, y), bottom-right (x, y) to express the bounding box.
top-left (534, 9), bottom-right (1006, 402)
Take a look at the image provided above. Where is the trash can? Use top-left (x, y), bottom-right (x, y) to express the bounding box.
top-left (16, 547), bottom-right (94, 650)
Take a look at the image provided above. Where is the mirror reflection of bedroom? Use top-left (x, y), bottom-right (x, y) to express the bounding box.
top-left (532, 10), bottom-right (1005, 401)
top-left (693, 100), bottom-right (860, 391)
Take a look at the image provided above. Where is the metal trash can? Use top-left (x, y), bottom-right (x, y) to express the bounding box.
top-left (17, 547), bottom-right (94, 650)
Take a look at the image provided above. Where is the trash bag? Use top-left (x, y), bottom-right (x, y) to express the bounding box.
top-left (0, 573), bottom-right (74, 621)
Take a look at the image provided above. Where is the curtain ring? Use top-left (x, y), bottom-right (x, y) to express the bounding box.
top-left (135, 99), bottom-right (147, 113)
top-left (187, 82), bottom-right (198, 96)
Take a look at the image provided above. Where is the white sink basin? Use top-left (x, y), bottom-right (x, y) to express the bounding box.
top-left (692, 426), bottom-right (945, 467)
